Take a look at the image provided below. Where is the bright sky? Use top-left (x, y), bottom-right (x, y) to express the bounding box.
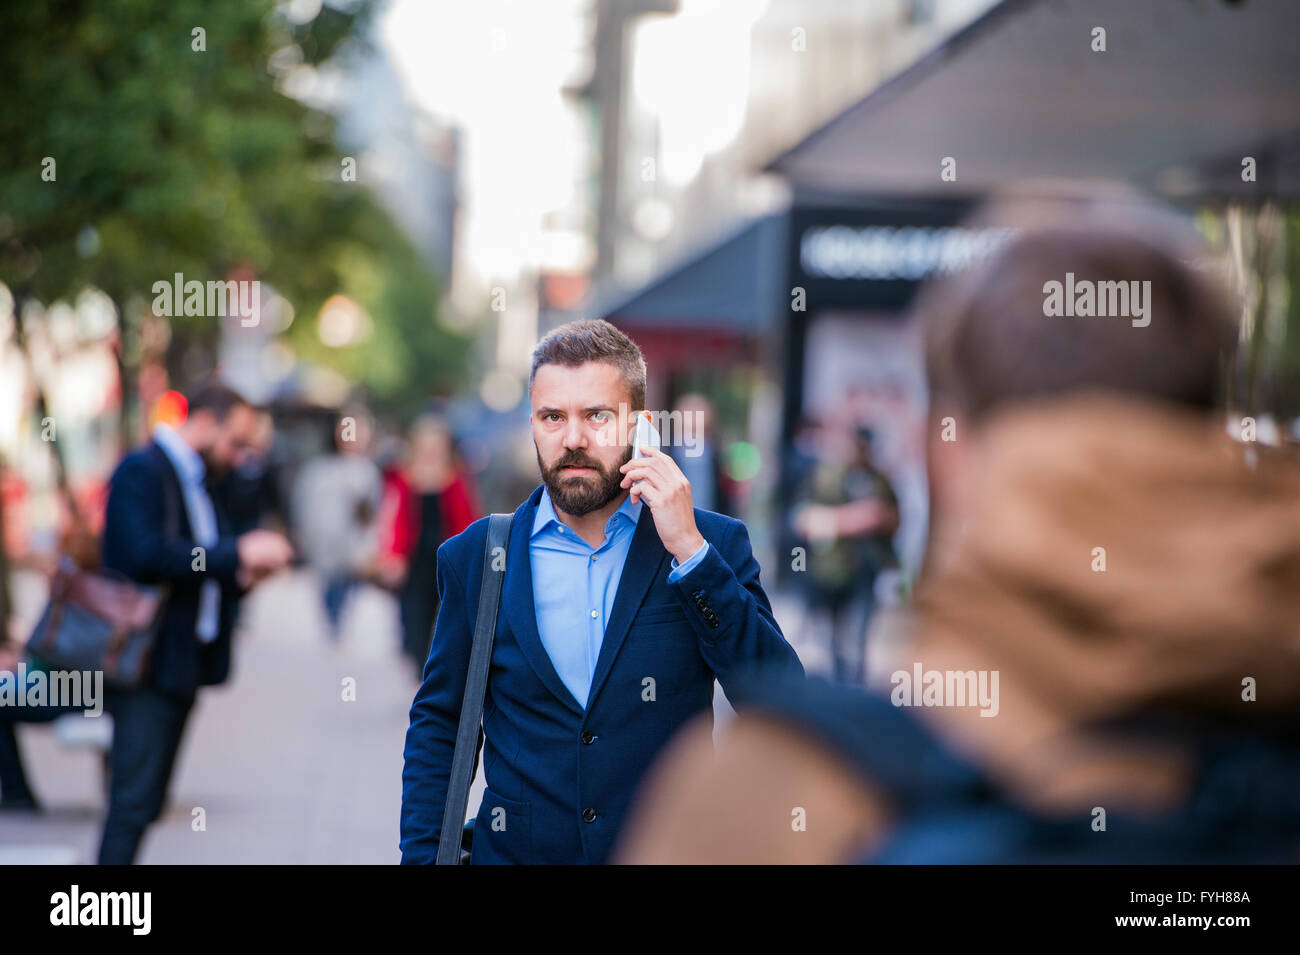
top-left (381, 0), bottom-right (592, 286)
top-left (380, 0), bottom-right (769, 291)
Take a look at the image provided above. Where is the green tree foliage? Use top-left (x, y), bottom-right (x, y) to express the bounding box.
top-left (0, 0), bottom-right (468, 418)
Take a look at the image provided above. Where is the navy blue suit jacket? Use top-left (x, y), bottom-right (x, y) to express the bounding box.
top-left (400, 483), bottom-right (804, 864)
top-left (101, 443), bottom-right (244, 698)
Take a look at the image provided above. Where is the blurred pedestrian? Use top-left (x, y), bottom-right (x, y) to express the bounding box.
top-left (790, 423), bottom-right (898, 685)
top-left (666, 393), bottom-right (732, 516)
top-left (617, 185), bottom-right (1300, 864)
top-left (0, 642), bottom-right (83, 811)
top-left (375, 417), bottom-right (479, 675)
top-left (786, 415), bottom-right (822, 493)
top-left (98, 380), bottom-right (293, 864)
top-left (291, 410), bottom-right (383, 639)
top-left (210, 409), bottom-right (282, 536)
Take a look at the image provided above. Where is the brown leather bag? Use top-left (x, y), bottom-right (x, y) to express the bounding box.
top-left (26, 559), bottom-right (167, 687)
top-left (26, 454), bottom-right (181, 688)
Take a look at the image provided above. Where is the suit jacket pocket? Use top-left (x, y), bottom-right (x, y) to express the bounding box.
top-left (473, 787), bottom-right (531, 864)
top-left (635, 603), bottom-right (690, 626)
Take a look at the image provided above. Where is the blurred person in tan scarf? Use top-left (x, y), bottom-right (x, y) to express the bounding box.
top-left (616, 184), bottom-right (1300, 864)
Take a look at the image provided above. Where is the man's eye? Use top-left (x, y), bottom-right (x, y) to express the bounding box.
top-left (591, 412), bottom-right (609, 423)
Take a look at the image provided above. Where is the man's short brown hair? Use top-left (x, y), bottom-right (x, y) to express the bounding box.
top-left (919, 184), bottom-right (1239, 424)
top-left (186, 378), bottom-right (254, 420)
top-left (529, 319), bottom-right (647, 411)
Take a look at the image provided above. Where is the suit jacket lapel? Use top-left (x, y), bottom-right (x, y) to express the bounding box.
top-left (150, 442), bottom-right (192, 539)
top-left (585, 502), bottom-right (668, 712)
top-left (504, 486), bottom-right (585, 717)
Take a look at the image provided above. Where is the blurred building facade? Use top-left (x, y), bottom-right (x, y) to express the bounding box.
top-left (368, 0), bottom-right (1002, 520)
top-left (562, 0), bottom-right (998, 573)
top-left (593, 0), bottom-right (998, 291)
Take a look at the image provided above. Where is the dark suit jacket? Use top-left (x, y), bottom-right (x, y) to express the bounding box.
top-left (101, 443), bottom-right (244, 698)
top-left (400, 483), bottom-right (804, 864)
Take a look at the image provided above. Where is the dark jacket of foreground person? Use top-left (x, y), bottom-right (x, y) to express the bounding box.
top-left (401, 483), bottom-right (802, 864)
top-left (617, 395), bottom-right (1300, 863)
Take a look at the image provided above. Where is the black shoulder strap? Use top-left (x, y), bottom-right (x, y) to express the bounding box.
top-left (436, 512), bottom-right (513, 865)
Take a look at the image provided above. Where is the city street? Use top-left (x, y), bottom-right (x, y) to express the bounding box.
top-left (0, 568), bottom-right (828, 864)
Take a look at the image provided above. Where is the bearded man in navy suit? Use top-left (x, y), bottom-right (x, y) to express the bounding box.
top-left (401, 319), bottom-right (803, 864)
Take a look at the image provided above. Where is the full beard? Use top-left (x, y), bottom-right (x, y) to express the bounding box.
top-left (536, 443), bottom-right (632, 517)
top-left (198, 448), bottom-right (230, 481)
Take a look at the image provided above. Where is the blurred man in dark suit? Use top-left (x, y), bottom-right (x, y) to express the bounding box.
top-left (98, 380), bottom-right (292, 864)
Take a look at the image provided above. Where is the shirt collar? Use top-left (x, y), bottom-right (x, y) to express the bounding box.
top-left (153, 422), bottom-right (206, 485)
top-left (531, 484), bottom-right (642, 540)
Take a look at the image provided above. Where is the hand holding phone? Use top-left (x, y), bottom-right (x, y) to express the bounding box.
top-left (619, 409), bottom-right (706, 563)
top-left (632, 410), bottom-right (661, 466)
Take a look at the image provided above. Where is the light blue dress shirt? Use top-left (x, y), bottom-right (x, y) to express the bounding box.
top-left (154, 423), bottom-right (221, 642)
top-left (530, 486), bottom-right (709, 709)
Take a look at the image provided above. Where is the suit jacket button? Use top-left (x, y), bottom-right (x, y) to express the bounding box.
top-left (582, 807), bottom-right (597, 823)
top-left (581, 730), bottom-right (596, 745)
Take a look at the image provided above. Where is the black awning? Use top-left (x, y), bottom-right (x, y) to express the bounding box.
top-left (768, 0), bottom-right (1300, 201)
top-left (596, 212), bottom-right (788, 333)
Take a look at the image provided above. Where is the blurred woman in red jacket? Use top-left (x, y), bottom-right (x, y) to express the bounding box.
top-left (375, 417), bottom-right (480, 676)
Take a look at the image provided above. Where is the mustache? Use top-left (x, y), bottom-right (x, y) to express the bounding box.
top-left (553, 453), bottom-right (603, 471)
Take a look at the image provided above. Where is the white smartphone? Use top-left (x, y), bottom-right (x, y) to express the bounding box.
top-left (632, 410), bottom-right (661, 460)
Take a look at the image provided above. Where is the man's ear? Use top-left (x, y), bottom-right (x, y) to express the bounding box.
top-left (187, 407), bottom-right (218, 436)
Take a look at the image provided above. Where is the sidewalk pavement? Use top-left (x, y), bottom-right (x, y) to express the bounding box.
top-left (0, 568), bottom-right (850, 864)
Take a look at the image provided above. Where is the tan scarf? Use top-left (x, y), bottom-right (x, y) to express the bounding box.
top-left (905, 393), bottom-right (1300, 809)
